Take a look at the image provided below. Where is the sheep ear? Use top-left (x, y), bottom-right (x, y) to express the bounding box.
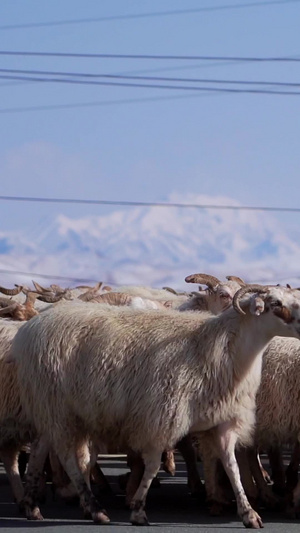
top-left (249, 296), bottom-right (265, 316)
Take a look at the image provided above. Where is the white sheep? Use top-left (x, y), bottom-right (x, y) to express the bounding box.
top-left (0, 318), bottom-right (33, 506)
top-left (11, 284), bottom-right (300, 528)
top-left (197, 337), bottom-right (300, 513)
top-left (242, 338), bottom-right (300, 511)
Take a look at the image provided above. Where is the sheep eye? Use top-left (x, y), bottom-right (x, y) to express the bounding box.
top-left (271, 300), bottom-right (282, 307)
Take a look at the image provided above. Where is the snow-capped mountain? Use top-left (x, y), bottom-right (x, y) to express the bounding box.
top-left (0, 193), bottom-right (299, 289)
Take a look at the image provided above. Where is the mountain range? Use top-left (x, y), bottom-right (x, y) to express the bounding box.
top-left (0, 193), bottom-right (299, 289)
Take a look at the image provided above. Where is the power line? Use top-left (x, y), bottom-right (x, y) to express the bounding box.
top-left (0, 195), bottom-right (300, 213)
top-left (0, 92), bottom-right (220, 114)
top-left (0, 1), bottom-right (299, 30)
top-left (1, 67), bottom-right (300, 89)
top-left (1, 73), bottom-right (300, 96)
top-left (1, 50), bottom-right (300, 62)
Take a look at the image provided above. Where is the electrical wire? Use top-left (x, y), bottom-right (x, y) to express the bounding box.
top-left (0, 195), bottom-right (299, 213)
top-left (1, 67), bottom-right (300, 88)
top-left (1, 73), bottom-right (300, 96)
top-left (0, 50), bottom-right (300, 62)
top-left (0, 0), bottom-right (299, 30)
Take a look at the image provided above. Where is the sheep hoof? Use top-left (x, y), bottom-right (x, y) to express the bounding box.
top-left (130, 509), bottom-right (149, 525)
top-left (92, 510), bottom-right (110, 524)
top-left (242, 509), bottom-right (263, 528)
top-left (27, 506), bottom-right (44, 521)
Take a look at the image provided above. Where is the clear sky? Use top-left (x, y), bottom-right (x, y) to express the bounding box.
top-left (1, 0), bottom-right (300, 236)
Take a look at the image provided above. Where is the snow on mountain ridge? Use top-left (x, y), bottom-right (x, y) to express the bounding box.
top-left (0, 194), bottom-right (299, 288)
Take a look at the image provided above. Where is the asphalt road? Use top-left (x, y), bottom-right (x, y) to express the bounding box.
top-left (1, 453), bottom-right (300, 532)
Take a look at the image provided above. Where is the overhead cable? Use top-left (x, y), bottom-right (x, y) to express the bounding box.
top-left (0, 50), bottom-right (300, 62)
top-left (0, 195), bottom-right (299, 213)
top-left (1, 73), bottom-right (300, 96)
top-left (1, 67), bottom-right (300, 88)
top-left (0, 0), bottom-right (299, 30)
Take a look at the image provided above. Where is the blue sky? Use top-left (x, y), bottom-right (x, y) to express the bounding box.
top-left (1, 0), bottom-right (300, 237)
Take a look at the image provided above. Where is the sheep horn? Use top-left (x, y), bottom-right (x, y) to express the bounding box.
top-left (226, 276), bottom-right (246, 286)
top-left (0, 285), bottom-right (23, 296)
top-left (50, 284), bottom-right (66, 293)
top-left (162, 287), bottom-right (178, 295)
top-left (37, 293), bottom-right (63, 303)
top-left (32, 281), bottom-right (52, 293)
top-left (185, 273), bottom-right (221, 290)
top-left (78, 282), bottom-right (103, 301)
top-left (233, 285), bottom-right (268, 315)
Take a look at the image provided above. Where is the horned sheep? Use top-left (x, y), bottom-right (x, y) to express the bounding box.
top-left (10, 284), bottom-right (300, 528)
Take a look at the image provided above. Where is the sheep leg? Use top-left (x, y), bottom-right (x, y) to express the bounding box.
top-left (247, 447), bottom-right (280, 508)
top-left (235, 447), bottom-right (259, 503)
top-left (267, 445), bottom-right (286, 494)
top-left (1, 447), bottom-right (24, 508)
top-left (216, 422), bottom-right (263, 529)
top-left (49, 449), bottom-right (78, 502)
top-left (202, 455), bottom-right (234, 514)
top-left (176, 435), bottom-right (205, 498)
top-left (22, 435), bottom-right (50, 520)
top-left (125, 450), bottom-right (144, 506)
top-left (130, 448), bottom-right (162, 525)
top-left (257, 451), bottom-right (272, 485)
top-left (198, 432), bottom-right (233, 514)
top-left (89, 442), bottom-right (111, 494)
top-left (56, 438), bottom-right (110, 524)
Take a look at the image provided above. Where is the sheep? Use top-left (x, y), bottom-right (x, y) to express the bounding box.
top-left (240, 338), bottom-right (300, 511)
top-left (197, 337), bottom-right (300, 514)
top-left (10, 284), bottom-right (300, 528)
top-left (0, 318), bottom-right (34, 507)
top-left (120, 272), bottom-right (246, 499)
top-left (180, 273), bottom-right (243, 313)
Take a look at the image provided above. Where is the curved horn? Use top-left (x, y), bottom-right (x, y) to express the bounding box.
top-left (37, 293), bottom-right (63, 303)
top-left (50, 284), bottom-right (65, 292)
top-left (233, 285), bottom-right (268, 315)
top-left (226, 276), bottom-right (246, 286)
top-left (185, 273), bottom-right (221, 290)
top-left (0, 285), bottom-right (23, 296)
top-left (162, 287), bottom-right (178, 295)
top-left (32, 281), bottom-right (52, 293)
top-left (78, 282), bottom-right (103, 301)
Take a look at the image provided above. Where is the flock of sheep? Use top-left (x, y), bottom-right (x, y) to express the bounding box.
top-left (1, 273), bottom-right (300, 528)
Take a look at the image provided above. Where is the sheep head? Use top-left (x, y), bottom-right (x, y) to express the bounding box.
top-left (233, 285), bottom-right (300, 338)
